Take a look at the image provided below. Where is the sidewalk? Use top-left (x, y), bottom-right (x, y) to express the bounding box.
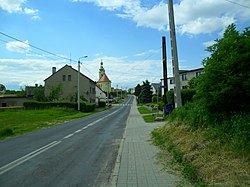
top-left (114, 98), bottom-right (180, 187)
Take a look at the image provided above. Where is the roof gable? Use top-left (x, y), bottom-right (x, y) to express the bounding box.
top-left (44, 65), bottom-right (96, 84)
top-left (98, 73), bottom-right (111, 82)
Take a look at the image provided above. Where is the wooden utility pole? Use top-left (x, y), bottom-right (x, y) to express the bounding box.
top-left (168, 0), bottom-right (182, 107)
top-left (162, 36), bottom-right (168, 105)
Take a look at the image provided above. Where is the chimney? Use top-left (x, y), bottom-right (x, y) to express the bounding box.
top-left (52, 67), bottom-right (56, 74)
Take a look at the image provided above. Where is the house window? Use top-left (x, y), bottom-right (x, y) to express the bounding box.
top-left (68, 75), bottom-right (71, 81)
top-left (196, 71), bottom-right (202, 77)
top-left (170, 79), bottom-right (175, 84)
top-left (62, 75), bottom-right (66, 81)
top-left (182, 74), bottom-right (187, 81)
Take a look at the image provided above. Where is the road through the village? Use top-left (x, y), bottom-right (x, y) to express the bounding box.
top-left (0, 96), bottom-right (133, 187)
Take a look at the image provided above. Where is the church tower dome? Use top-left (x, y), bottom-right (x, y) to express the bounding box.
top-left (99, 60), bottom-right (105, 79)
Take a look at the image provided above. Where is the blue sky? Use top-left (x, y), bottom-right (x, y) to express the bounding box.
top-left (0, 0), bottom-right (249, 90)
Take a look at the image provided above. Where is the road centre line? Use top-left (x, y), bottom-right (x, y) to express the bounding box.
top-left (74, 129), bottom-right (82, 133)
top-left (0, 108), bottom-right (122, 176)
top-left (63, 133), bottom-right (74, 139)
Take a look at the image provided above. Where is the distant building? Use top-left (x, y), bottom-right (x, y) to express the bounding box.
top-left (96, 61), bottom-right (111, 95)
top-left (0, 95), bottom-right (29, 108)
top-left (44, 65), bottom-right (96, 103)
top-left (25, 84), bottom-right (43, 98)
top-left (95, 85), bottom-right (107, 102)
top-left (161, 67), bottom-right (204, 94)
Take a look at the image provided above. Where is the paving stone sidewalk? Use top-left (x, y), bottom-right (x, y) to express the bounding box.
top-left (115, 97), bottom-right (180, 187)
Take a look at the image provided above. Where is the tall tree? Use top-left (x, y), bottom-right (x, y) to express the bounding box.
top-left (134, 84), bottom-right (141, 96)
top-left (196, 24), bottom-right (250, 114)
top-left (139, 80), bottom-right (153, 103)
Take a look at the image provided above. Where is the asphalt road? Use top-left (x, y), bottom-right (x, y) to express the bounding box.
top-left (0, 96), bottom-right (133, 187)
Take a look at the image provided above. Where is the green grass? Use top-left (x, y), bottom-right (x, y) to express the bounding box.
top-left (0, 108), bottom-right (103, 140)
top-left (138, 106), bottom-right (153, 114)
top-left (143, 114), bottom-right (165, 123)
top-left (151, 128), bottom-right (206, 186)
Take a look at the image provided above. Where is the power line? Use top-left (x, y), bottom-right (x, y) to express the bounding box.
top-left (225, 0), bottom-right (250, 9)
top-left (0, 31), bottom-right (97, 80)
top-left (0, 31), bottom-right (73, 62)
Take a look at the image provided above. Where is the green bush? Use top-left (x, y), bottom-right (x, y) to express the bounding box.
top-left (98, 101), bottom-right (106, 108)
top-left (80, 102), bottom-right (96, 112)
top-left (23, 101), bottom-right (96, 112)
top-left (0, 128), bottom-right (14, 137)
top-left (166, 89), bottom-right (196, 106)
top-left (167, 90), bottom-right (174, 104)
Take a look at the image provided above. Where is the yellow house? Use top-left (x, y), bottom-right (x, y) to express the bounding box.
top-left (96, 61), bottom-right (111, 94)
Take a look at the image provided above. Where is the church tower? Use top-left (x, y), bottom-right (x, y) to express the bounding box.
top-left (99, 61), bottom-right (105, 79)
top-left (97, 61), bottom-right (111, 94)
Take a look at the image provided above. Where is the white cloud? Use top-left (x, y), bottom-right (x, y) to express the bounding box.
top-left (203, 40), bottom-right (216, 48)
top-left (0, 0), bottom-right (40, 20)
top-left (79, 55), bottom-right (167, 88)
top-left (0, 0), bottom-right (25, 13)
top-left (6, 40), bottom-right (30, 53)
top-left (0, 58), bottom-right (67, 88)
top-left (72, 0), bottom-right (250, 35)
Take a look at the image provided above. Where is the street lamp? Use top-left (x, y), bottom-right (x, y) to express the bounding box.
top-left (78, 56), bottom-right (88, 111)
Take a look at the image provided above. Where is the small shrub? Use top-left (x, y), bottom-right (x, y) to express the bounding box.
top-left (98, 101), bottom-right (106, 108)
top-left (0, 128), bottom-right (14, 137)
top-left (151, 129), bottom-right (165, 146)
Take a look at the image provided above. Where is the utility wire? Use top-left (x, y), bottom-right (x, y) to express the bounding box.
top-left (0, 31), bottom-right (97, 80)
top-left (224, 0), bottom-right (250, 9)
top-left (0, 31), bottom-right (73, 62)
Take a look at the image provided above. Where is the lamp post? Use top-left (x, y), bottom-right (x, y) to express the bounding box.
top-left (78, 56), bottom-right (88, 111)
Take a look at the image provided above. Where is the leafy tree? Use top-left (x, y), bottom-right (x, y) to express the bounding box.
top-left (139, 80), bottom-right (153, 103)
top-left (188, 77), bottom-right (200, 89)
top-left (33, 86), bottom-right (47, 101)
top-left (196, 24), bottom-right (250, 114)
top-left (47, 84), bottom-right (63, 101)
top-left (134, 84), bottom-right (141, 96)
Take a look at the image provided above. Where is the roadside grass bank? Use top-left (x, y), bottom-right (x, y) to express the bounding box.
top-left (143, 114), bottom-right (165, 123)
top-left (138, 106), bottom-right (153, 114)
top-left (0, 107), bottom-right (105, 140)
top-left (152, 121), bottom-right (250, 186)
top-left (138, 105), bottom-right (166, 122)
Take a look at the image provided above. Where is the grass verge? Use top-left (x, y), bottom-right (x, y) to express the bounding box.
top-left (143, 114), bottom-right (165, 123)
top-left (0, 108), bottom-right (105, 140)
top-left (138, 106), bottom-right (153, 114)
top-left (151, 123), bottom-right (250, 186)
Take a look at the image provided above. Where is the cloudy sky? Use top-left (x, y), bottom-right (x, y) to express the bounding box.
top-left (0, 0), bottom-right (249, 90)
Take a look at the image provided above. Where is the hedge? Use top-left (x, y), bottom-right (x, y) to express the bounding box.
top-left (23, 101), bottom-right (96, 112)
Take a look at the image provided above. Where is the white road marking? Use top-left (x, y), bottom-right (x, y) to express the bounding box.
top-left (0, 107), bottom-right (125, 175)
top-left (0, 141), bottom-right (61, 175)
top-left (63, 134), bottom-right (74, 139)
top-left (74, 129), bottom-right (82, 133)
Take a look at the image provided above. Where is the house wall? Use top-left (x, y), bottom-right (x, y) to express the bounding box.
top-left (45, 66), bottom-right (96, 102)
top-left (161, 68), bottom-right (204, 95)
top-left (97, 81), bottom-right (111, 93)
top-left (95, 86), bottom-right (107, 102)
top-left (0, 97), bottom-right (29, 107)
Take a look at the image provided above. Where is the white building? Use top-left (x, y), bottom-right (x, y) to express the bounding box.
top-left (161, 67), bottom-right (204, 95)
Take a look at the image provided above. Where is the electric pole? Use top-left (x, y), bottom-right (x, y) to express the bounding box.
top-left (168, 0), bottom-right (182, 107)
top-left (162, 36), bottom-right (168, 106)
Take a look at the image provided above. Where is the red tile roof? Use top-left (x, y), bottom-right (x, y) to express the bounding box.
top-left (98, 74), bottom-right (111, 82)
